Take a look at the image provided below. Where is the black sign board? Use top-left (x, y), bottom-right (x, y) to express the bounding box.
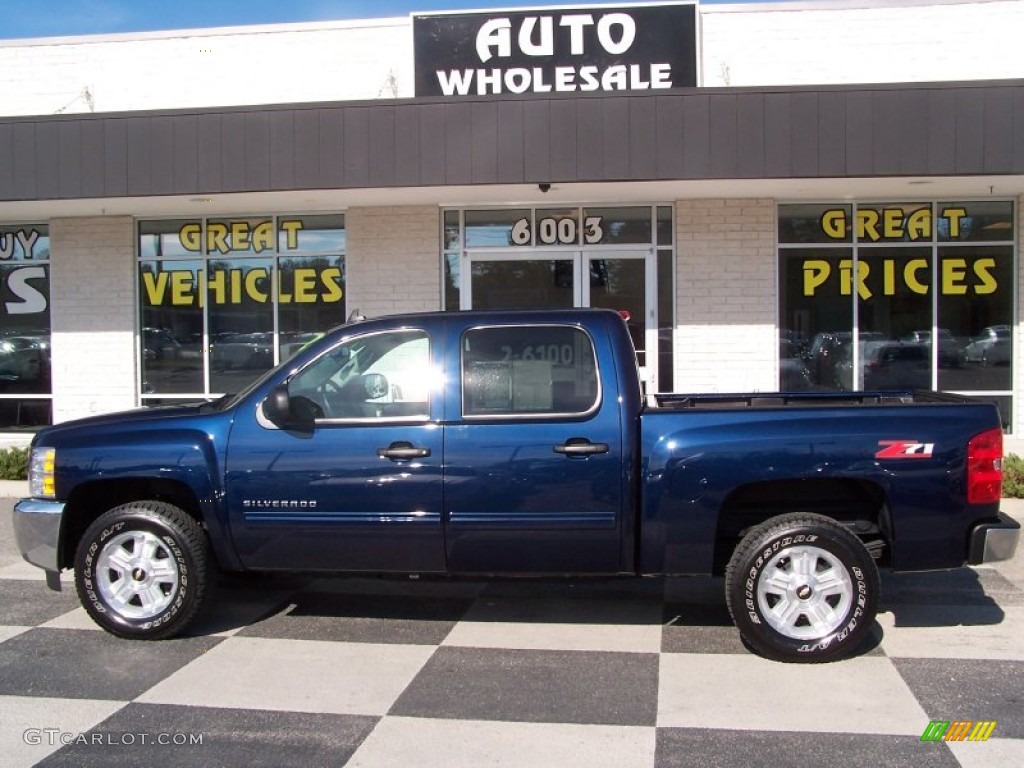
top-left (413, 4), bottom-right (698, 97)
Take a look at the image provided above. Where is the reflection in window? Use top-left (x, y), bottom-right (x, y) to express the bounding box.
top-left (938, 245), bottom-right (1014, 394)
top-left (139, 260), bottom-right (204, 395)
top-left (778, 201), bottom-right (1015, 428)
top-left (278, 255), bottom-right (345, 361)
top-left (0, 224), bottom-right (52, 429)
top-left (208, 258), bottom-right (275, 394)
top-left (582, 206), bottom-right (652, 244)
top-left (470, 260), bottom-right (574, 309)
top-left (465, 209), bottom-right (530, 248)
top-left (139, 216), bottom-right (346, 401)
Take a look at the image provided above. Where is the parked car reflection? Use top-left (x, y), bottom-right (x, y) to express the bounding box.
top-left (807, 331), bottom-right (884, 388)
top-left (142, 327), bottom-right (182, 361)
top-left (964, 325), bottom-right (1011, 366)
top-left (780, 339), bottom-right (813, 390)
top-left (0, 333), bottom-right (50, 393)
top-left (211, 332), bottom-right (274, 371)
top-left (901, 329), bottom-right (965, 368)
top-left (835, 341), bottom-right (930, 391)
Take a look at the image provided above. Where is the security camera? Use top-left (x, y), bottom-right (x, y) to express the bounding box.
top-left (538, 183), bottom-right (551, 193)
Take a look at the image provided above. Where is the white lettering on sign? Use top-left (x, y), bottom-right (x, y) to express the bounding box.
top-left (0, 229), bottom-right (43, 261)
top-left (437, 64), bottom-right (671, 96)
top-left (476, 13), bottom-right (636, 62)
top-left (4, 266), bottom-right (47, 315)
top-left (1, 228), bottom-right (49, 316)
top-left (444, 11), bottom-right (669, 96)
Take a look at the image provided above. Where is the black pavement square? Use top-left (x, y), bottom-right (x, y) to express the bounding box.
top-left (655, 729), bottom-right (961, 768)
top-left (0, 579), bottom-right (81, 626)
top-left (894, 657), bottom-right (1024, 739)
top-left (0, 628), bottom-right (222, 700)
top-left (35, 703), bottom-right (378, 768)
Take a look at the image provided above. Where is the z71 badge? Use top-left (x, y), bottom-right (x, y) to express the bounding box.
top-left (876, 440), bottom-right (935, 459)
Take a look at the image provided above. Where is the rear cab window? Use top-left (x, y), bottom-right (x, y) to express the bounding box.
top-left (460, 325), bottom-right (600, 417)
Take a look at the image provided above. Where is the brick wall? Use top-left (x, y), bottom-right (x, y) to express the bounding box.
top-left (674, 199), bottom-right (778, 393)
top-left (345, 206), bottom-right (442, 318)
top-left (49, 217), bottom-right (137, 422)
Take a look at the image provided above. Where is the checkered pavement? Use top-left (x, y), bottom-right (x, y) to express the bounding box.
top-left (1, 497), bottom-right (1022, 768)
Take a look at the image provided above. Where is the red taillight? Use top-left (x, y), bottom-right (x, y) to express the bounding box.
top-left (967, 428), bottom-right (1003, 505)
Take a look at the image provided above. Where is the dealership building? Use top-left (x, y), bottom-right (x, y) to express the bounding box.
top-left (0, 0), bottom-right (1022, 446)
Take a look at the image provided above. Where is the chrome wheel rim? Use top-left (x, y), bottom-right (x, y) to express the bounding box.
top-left (756, 544), bottom-right (853, 640)
top-left (96, 531), bottom-right (179, 619)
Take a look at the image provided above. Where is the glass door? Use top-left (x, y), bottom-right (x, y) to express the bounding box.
top-left (463, 249), bottom-right (657, 392)
top-left (583, 251), bottom-right (657, 392)
top-left (463, 251), bottom-right (579, 310)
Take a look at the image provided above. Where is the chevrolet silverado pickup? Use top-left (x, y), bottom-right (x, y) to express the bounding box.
top-left (13, 308), bottom-right (1020, 662)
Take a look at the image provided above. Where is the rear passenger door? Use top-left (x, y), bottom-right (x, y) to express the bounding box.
top-left (443, 322), bottom-right (626, 574)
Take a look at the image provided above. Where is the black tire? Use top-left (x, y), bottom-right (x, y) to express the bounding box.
top-left (725, 513), bottom-right (879, 663)
top-left (74, 501), bottom-right (209, 640)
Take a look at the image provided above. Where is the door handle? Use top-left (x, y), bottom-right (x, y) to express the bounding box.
top-left (553, 438), bottom-right (609, 456)
top-left (378, 441), bottom-right (431, 460)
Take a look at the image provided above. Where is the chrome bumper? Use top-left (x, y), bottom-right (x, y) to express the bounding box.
top-left (12, 498), bottom-right (65, 585)
top-left (968, 511), bottom-right (1021, 565)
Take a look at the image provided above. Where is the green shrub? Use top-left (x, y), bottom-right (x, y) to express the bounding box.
top-left (1002, 453), bottom-right (1024, 498)
top-left (0, 446), bottom-right (28, 481)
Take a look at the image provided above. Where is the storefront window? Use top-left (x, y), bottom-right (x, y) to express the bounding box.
top-left (138, 215), bottom-right (345, 401)
top-left (139, 259), bottom-right (204, 394)
top-left (778, 201), bottom-right (1015, 428)
top-left (0, 224), bottom-right (51, 429)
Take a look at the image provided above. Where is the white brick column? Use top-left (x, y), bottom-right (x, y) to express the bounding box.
top-left (345, 206), bottom-right (441, 317)
top-left (674, 198), bottom-right (777, 393)
top-left (49, 217), bottom-right (137, 422)
top-left (1014, 192), bottom-right (1024, 446)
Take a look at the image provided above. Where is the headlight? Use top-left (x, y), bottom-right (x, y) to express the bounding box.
top-left (28, 447), bottom-right (56, 499)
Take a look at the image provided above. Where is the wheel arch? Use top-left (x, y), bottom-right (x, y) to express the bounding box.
top-left (712, 477), bottom-right (892, 575)
top-left (58, 478), bottom-right (227, 571)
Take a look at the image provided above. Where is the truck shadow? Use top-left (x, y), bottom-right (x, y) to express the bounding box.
top-left (879, 567), bottom-right (1014, 627)
top-left (188, 568), bottom-right (1020, 660)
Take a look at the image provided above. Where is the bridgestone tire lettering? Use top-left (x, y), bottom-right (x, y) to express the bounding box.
top-left (724, 513), bottom-right (880, 663)
top-left (74, 500), bottom-right (209, 640)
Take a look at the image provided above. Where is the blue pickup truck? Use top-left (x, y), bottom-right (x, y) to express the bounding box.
top-left (13, 308), bottom-right (1020, 662)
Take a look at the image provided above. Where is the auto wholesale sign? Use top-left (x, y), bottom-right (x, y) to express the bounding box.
top-left (413, 3), bottom-right (698, 97)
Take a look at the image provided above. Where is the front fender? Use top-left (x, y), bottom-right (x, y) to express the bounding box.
top-left (55, 429), bottom-right (239, 570)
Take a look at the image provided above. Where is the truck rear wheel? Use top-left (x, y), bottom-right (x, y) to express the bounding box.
top-left (725, 513), bottom-right (879, 663)
top-left (74, 501), bottom-right (209, 640)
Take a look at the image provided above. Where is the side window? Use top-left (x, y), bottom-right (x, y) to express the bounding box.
top-left (461, 325), bottom-right (599, 417)
top-left (289, 329), bottom-right (430, 420)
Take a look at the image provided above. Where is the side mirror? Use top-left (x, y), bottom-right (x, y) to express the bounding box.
top-left (261, 384), bottom-right (314, 430)
top-left (362, 372), bottom-right (389, 399)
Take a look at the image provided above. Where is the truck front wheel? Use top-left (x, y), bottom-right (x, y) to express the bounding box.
top-left (74, 501), bottom-right (209, 640)
top-left (725, 513), bottom-right (879, 663)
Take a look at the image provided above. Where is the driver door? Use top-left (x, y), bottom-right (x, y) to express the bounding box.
top-left (224, 326), bottom-right (446, 572)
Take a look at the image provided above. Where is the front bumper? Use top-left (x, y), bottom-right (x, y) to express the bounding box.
top-left (12, 498), bottom-right (65, 580)
top-left (968, 511), bottom-right (1021, 565)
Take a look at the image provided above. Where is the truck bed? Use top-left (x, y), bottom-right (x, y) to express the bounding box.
top-left (650, 390), bottom-right (978, 410)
